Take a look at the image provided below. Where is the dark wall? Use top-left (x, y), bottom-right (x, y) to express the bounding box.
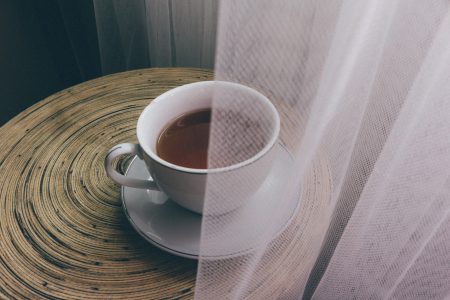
top-left (0, 0), bottom-right (101, 125)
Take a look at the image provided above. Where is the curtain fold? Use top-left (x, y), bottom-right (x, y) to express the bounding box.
top-left (93, 0), bottom-right (218, 74)
top-left (314, 7), bottom-right (450, 297)
top-left (195, 0), bottom-right (450, 299)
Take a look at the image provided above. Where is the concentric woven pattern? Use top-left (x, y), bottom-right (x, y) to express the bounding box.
top-left (0, 68), bottom-right (212, 299)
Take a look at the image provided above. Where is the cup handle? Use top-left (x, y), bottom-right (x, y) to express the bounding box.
top-left (104, 143), bottom-right (159, 190)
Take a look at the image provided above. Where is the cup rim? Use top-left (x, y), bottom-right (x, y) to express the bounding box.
top-left (137, 80), bottom-right (280, 174)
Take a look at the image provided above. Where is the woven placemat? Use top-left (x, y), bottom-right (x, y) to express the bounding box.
top-left (0, 68), bottom-right (212, 299)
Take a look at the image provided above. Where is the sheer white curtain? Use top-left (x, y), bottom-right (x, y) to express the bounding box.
top-left (93, 0), bottom-right (218, 74)
top-left (197, 0), bottom-right (450, 299)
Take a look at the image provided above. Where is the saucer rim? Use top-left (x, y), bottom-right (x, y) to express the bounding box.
top-left (122, 200), bottom-right (199, 259)
top-left (121, 142), bottom-right (300, 260)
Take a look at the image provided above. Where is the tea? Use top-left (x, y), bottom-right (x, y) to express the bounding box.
top-left (157, 108), bottom-right (211, 169)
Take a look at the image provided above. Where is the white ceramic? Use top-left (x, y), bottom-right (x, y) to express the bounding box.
top-left (105, 81), bottom-right (280, 214)
top-left (122, 143), bottom-right (300, 259)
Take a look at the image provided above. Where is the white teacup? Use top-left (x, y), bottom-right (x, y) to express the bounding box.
top-left (105, 81), bottom-right (280, 214)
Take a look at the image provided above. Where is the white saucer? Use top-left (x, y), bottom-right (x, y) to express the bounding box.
top-left (122, 143), bottom-right (300, 260)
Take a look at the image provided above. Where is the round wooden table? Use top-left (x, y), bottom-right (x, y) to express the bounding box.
top-left (0, 68), bottom-right (212, 299)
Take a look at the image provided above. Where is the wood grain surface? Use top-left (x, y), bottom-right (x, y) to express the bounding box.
top-left (0, 68), bottom-right (212, 299)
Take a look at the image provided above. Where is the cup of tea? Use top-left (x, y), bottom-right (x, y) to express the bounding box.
top-left (104, 81), bottom-right (280, 214)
